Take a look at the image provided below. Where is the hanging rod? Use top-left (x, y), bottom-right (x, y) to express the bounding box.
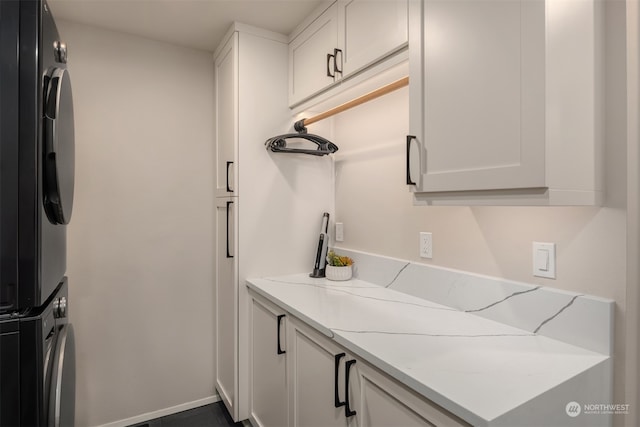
top-left (265, 76), bottom-right (409, 156)
top-left (294, 76), bottom-right (409, 133)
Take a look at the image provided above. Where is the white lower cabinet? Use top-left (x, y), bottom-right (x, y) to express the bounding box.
top-left (249, 292), bottom-right (469, 427)
top-left (288, 319), bottom-right (357, 427)
top-left (249, 295), bottom-right (288, 427)
top-left (215, 198), bottom-right (237, 415)
top-left (355, 360), bottom-right (469, 427)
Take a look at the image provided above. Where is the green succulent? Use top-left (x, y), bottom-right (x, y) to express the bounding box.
top-left (327, 250), bottom-right (354, 267)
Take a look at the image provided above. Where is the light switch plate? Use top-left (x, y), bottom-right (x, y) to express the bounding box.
top-left (335, 223), bottom-right (344, 242)
top-left (533, 242), bottom-right (556, 279)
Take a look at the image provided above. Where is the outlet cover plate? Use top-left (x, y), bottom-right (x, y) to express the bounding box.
top-left (420, 232), bottom-right (432, 259)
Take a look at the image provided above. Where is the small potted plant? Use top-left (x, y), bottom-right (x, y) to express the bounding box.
top-left (325, 250), bottom-right (354, 281)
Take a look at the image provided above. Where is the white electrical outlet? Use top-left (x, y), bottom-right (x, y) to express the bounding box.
top-left (419, 232), bottom-right (432, 259)
top-left (335, 223), bottom-right (344, 242)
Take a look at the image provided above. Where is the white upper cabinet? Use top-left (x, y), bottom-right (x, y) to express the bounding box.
top-left (289, 3), bottom-right (339, 107)
top-left (409, 0), bottom-right (545, 193)
top-left (214, 33), bottom-right (238, 198)
top-left (289, 0), bottom-right (408, 107)
top-left (408, 0), bottom-right (604, 205)
top-left (338, 0), bottom-right (408, 76)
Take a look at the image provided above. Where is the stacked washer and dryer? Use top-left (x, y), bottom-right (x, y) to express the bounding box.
top-left (0, 0), bottom-right (76, 425)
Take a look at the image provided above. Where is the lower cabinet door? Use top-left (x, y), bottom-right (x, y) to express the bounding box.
top-left (355, 361), bottom-right (469, 427)
top-left (272, 311), bottom-right (469, 427)
top-left (215, 197), bottom-right (237, 417)
top-left (288, 320), bottom-right (356, 427)
top-left (249, 295), bottom-right (288, 427)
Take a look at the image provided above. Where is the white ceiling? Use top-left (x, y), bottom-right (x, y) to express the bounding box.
top-left (48, 0), bottom-right (323, 52)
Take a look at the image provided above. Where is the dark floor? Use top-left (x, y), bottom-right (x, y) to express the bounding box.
top-left (128, 402), bottom-right (243, 427)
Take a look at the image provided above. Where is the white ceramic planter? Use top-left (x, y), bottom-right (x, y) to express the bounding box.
top-left (325, 265), bottom-right (353, 281)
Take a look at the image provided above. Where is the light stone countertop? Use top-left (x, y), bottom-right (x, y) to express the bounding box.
top-left (247, 273), bottom-right (611, 427)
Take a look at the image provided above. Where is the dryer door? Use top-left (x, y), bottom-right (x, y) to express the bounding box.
top-left (43, 67), bottom-right (74, 225)
top-left (48, 323), bottom-right (75, 427)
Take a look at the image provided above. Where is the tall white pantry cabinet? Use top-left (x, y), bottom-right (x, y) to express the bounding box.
top-left (213, 23), bottom-right (334, 422)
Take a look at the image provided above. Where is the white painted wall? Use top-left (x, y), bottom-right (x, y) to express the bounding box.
top-left (330, 1), bottom-right (631, 424)
top-left (625, 0), bottom-right (640, 424)
top-left (55, 1), bottom-right (635, 425)
top-left (58, 21), bottom-right (215, 426)
top-left (333, 86), bottom-right (619, 291)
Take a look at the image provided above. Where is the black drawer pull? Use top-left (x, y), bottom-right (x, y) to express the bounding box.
top-left (276, 314), bottom-right (286, 355)
top-left (406, 135), bottom-right (417, 186)
top-left (226, 161), bottom-right (233, 192)
top-left (333, 48), bottom-right (343, 74)
top-left (334, 353), bottom-right (346, 407)
top-left (345, 359), bottom-right (357, 417)
top-left (327, 53), bottom-right (336, 78)
top-left (225, 201), bottom-right (233, 258)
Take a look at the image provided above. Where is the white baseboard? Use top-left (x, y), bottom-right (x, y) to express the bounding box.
top-left (97, 395), bottom-right (220, 427)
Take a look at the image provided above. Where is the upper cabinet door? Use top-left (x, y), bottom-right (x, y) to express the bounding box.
top-left (410, 0), bottom-right (545, 193)
top-left (338, 0), bottom-right (408, 76)
top-left (289, 0), bottom-right (408, 107)
top-left (289, 4), bottom-right (339, 107)
top-left (215, 32), bottom-right (239, 198)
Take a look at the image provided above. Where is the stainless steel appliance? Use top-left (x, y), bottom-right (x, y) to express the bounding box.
top-left (0, 0), bottom-right (76, 424)
top-left (1, 280), bottom-right (75, 426)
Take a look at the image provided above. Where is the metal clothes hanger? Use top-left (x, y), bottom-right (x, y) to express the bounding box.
top-left (264, 131), bottom-right (338, 156)
top-left (264, 77), bottom-right (408, 157)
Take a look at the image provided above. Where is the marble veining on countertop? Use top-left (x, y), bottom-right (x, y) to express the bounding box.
top-left (247, 264), bottom-right (613, 426)
top-left (336, 248), bottom-right (614, 356)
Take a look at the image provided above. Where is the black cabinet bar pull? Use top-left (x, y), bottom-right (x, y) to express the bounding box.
top-left (225, 201), bottom-right (233, 258)
top-left (406, 135), bottom-right (417, 186)
top-left (326, 53), bottom-right (335, 78)
top-left (345, 359), bottom-right (357, 418)
top-left (333, 48), bottom-right (343, 74)
top-left (334, 353), bottom-right (346, 408)
top-left (276, 314), bottom-right (286, 355)
top-left (226, 161), bottom-right (233, 192)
